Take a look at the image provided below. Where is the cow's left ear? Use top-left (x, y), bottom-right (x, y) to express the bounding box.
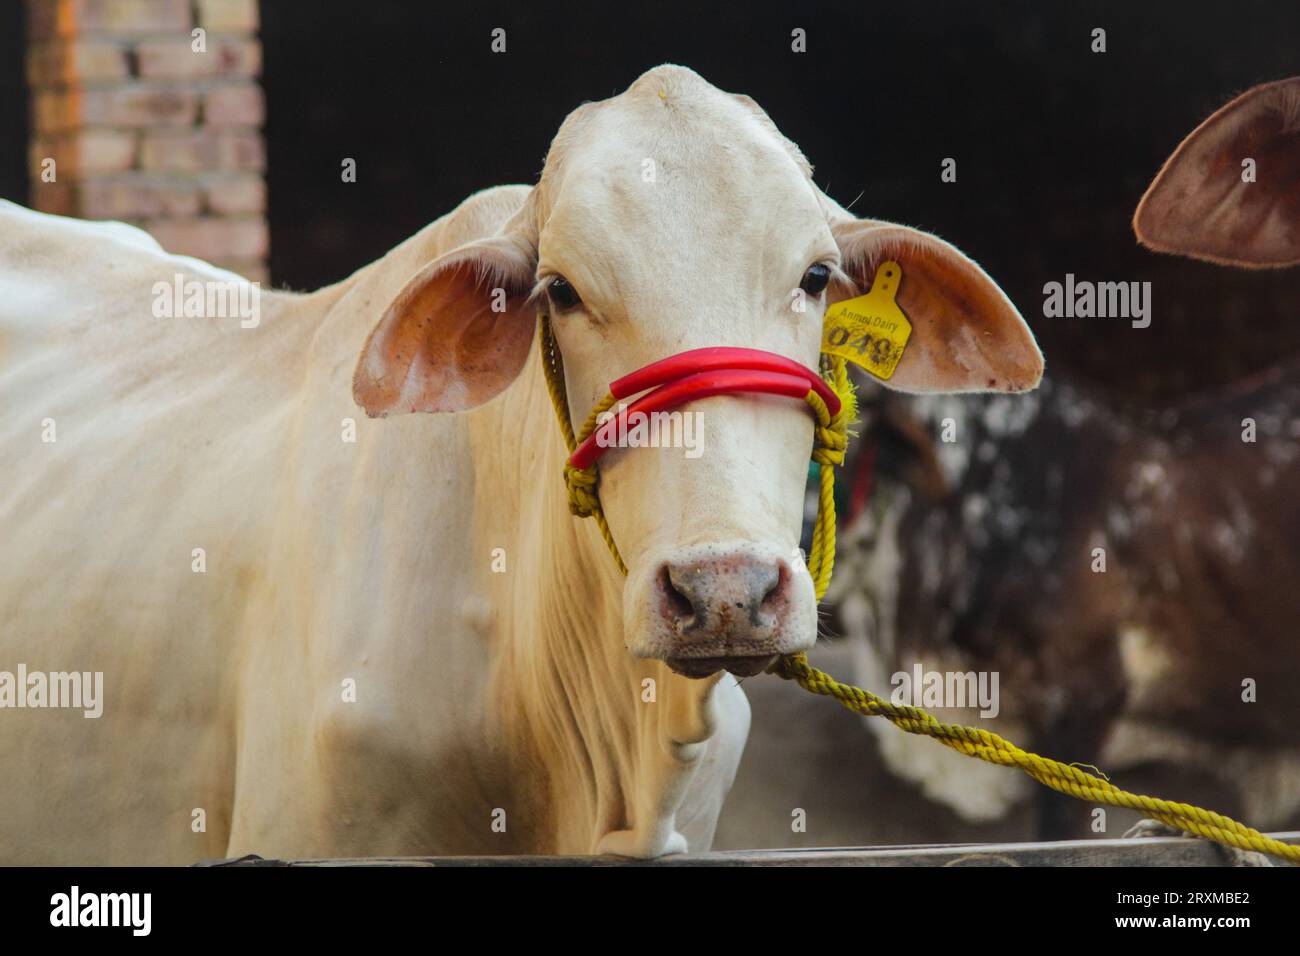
top-left (353, 198), bottom-right (538, 417)
top-left (1134, 77), bottom-right (1300, 268)
top-left (828, 216), bottom-right (1044, 393)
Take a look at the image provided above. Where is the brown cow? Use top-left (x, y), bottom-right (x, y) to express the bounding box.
top-left (815, 77), bottom-right (1300, 842)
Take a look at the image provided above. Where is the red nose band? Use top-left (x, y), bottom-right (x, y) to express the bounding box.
top-left (567, 347), bottom-right (840, 471)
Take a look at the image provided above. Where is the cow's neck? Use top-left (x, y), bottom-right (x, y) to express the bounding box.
top-left (477, 346), bottom-right (727, 856)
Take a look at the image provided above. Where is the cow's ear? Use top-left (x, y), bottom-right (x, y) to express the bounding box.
top-left (353, 205), bottom-right (538, 417)
top-left (828, 217), bottom-right (1044, 393)
top-left (1134, 77), bottom-right (1300, 268)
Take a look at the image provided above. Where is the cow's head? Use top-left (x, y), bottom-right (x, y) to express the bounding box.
top-left (353, 65), bottom-right (1042, 679)
top-left (1135, 76), bottom-right (1300, 268)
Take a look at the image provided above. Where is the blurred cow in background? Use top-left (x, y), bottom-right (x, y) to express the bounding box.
top-left (837, 77), bottom-right (1300, 839)
top-left (717, 77), bottom-right (1300, 849)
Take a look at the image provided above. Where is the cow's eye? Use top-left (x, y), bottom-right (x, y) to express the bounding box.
top-left (800, 263), bottom-right (831, 297)
top-left (547, 276), bottom-right (582, 311)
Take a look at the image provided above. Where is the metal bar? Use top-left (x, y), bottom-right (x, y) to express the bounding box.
top-left (198, 831), bottom-right (1300, 867)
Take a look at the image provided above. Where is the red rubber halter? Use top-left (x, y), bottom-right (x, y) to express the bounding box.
top-left (568, 347), bottom-right (840, 470)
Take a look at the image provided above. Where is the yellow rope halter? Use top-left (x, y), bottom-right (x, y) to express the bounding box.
top-left (538, 311), bottom-right (1298, 864)
top-left (540, 313), bottom-right (855, 585)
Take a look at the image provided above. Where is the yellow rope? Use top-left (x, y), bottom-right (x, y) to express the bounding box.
top-left (538, 313), bottom-right (1298, 864)
top-left (541, 315), bottom-right (626, 574)
top-left (771, 652), bottom-right (1300, 862)
top-left (805, 354), bottom-right (855, 600)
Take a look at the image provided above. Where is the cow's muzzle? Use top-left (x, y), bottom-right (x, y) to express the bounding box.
top-left (642, 542), bottom-right (816, 678)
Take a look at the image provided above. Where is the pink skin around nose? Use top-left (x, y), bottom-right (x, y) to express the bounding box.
top-left (654, 550), bottom-right (798, 678)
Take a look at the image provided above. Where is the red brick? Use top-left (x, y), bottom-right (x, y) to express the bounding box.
top-left (66, 0), bottom-right (192, 35)
top-left (29, 180), bottom-right (77, 216)
top-left (203, 83), bottom-right (264, 126)
top-left (144, 216), bottom-right (268, 260)
top-left (36, 84), bottom-right (200, 130)
top-left (139, 129), bottom-right (264, 172)
top-left (196, 0), bottom-right (259, 33)
top-left (27, 39), bottom-right (129, 86)
top-left (30, 0), bottom-right (192, 39)
top-left (87, 84), bottom-right (200, 126)
top-left (203, 174), bottom-right (265, 214)
top-left (22, 0), bottom-right (268, 282)
top-left (77, 175), bottom-right (203, 219)
top-left (32, 90), bottom-right (75, 130)
top-left (31, 129), bottom-right (138, 176)
top-left (136, 38), bottom-right (261, 79)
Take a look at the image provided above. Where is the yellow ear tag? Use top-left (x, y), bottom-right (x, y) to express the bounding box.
top-left (821, 260), bottom-right (912, 380)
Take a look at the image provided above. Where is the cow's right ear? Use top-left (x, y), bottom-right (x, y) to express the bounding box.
top-left (1134, 77), bottom-right (1300, 268)
top-left (353, 207), bottom-right (538, 417)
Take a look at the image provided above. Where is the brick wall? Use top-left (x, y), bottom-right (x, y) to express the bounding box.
top-left (26, 0), bottom-right (268, 282)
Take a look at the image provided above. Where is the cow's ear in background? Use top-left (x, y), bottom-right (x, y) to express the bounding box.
top-left (828, 217), bottom-right (1044, 394)
top-left (353, 206), bottom-right (538, 417)
top-left (1134, 77), bottom-right (1300, 268)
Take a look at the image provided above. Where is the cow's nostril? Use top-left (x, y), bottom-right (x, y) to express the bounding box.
top-left (757, 561), bottom-right (788, 614)
top-left (658, 565), bottom-right (698, 626)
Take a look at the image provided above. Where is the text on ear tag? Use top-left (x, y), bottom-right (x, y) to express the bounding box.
top-left (821, 260), bottom-right (912, 380)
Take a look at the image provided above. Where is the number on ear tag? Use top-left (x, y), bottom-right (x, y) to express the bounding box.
top-left (821, 260), bottom-right (912, 380)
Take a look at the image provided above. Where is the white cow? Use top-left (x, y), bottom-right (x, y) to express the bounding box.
top-left (0, 65), bottom-right (1041, 863)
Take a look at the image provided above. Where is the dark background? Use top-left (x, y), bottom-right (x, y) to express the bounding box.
top-left (0, 1), bottom-right (26, 206)
top-left (256, 0), bottom-right (1300, 402)
top-left (4, 1), bottom-right (1299, 401)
